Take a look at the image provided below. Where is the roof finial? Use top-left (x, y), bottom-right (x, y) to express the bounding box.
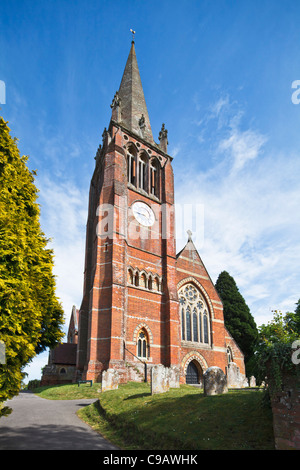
top-left (187, 229), bottom-right (193, 241)
top-left (130, 29), bottom-right (136, 43)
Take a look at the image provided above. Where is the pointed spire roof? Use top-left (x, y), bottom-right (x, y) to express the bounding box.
top-left (117, 41), bottom-right (154, 143)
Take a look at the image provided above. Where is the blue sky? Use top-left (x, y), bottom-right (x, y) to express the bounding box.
top-left (1, 0), bottom-right (300, 381)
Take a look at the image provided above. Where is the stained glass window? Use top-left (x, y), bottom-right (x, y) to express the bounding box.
top-left (178, 283), bottom-right (210, 345)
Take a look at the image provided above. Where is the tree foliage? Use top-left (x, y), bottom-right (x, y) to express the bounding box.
top-left (215, 271), bottom-right (258, 360)
top-left (0, 117), bottom-right (64, 409)
top-left (255, 306), bottom-right (300, 395)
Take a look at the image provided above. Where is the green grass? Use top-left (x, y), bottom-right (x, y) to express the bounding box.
top-left (34, 382), bottom-right (275, 450)
top-left (33, 382), bottom-right (101, 400)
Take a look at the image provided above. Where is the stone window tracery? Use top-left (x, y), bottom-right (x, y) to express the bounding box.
top-left (137, 330), bottom-right (148, 359)
top-left (178, 283), bottom-right (211, 345)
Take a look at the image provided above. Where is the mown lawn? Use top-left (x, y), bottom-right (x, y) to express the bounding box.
top-left (34, 382), bottom-right (275, 450)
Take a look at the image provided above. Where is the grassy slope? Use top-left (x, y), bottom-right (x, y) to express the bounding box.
top-left (34, 382), bottom-right (275, 450)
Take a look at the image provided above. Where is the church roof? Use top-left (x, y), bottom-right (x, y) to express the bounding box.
top-left (117, 41), bottom-right (154, 144)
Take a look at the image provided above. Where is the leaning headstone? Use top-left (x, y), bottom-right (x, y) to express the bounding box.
top-left (227, 362), bottom-right (248, 388)
top-left (204, 366), bottom-right (228, 396)
top-left (101, 368), bottom-right (119, 392)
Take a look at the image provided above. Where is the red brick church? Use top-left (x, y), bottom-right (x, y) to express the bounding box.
top-left (42, 40), bottom-right (245, 386)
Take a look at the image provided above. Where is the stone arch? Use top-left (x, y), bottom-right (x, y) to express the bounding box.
top-left (177, 277), bottom-right (215, 319)
top-left (181, 350), bottom-right (208, 376)
top-left (133, 323), bottom-right (153, 345)
top-left (126, 141), bottom-right (138, 155)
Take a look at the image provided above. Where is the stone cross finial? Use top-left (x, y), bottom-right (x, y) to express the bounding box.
top-left (187, 229), bottom-right (192, 241)
top-left (130, 29), bottom-right (136, 43)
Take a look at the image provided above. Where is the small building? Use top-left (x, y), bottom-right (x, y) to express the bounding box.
top-left (40, 342), bottom-right (77, 386)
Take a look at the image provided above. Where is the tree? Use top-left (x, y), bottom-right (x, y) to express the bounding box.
top-left (256, 308), bottom-right (299, 394)
top-left (0, 117), bottom-right (64, 411)
top-left (215, 271), bottom-right (258, 361)
top-left (285, 299), bottom-right (300, 336)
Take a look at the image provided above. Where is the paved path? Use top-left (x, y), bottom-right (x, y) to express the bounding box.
top-left (0, 391), bottom-right (118, 450)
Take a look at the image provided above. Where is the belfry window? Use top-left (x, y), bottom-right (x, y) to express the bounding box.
top-left (138, 154), bottom-right (148, 191)
top-left (178, 283), bottom-right (211, 345)
top-left (127, 147), bottom-right (137, 186)
top-left (137, 330), bottom-right (148, 359)
top-left (150, 158), bottom-right (159, 197)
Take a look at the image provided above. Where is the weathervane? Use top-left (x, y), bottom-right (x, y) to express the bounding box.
top-left (130, 29), bottom-right (136, 42)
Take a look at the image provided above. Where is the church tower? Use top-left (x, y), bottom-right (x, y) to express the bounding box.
top-left (76, 40), bottom-right (180, 382)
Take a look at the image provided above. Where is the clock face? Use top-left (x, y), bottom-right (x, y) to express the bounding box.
top-left (132, 201), bottom-right (155, 227)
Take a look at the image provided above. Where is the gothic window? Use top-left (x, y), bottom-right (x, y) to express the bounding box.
top-left (140, 273), bottom-right (147, 288)
top-left (227, 346), bottom-right (233, 364)
top-left (203, 310), bottom-right (209, 344)
top-left (186, 306), bottom-right (191, 341)
top-left (193, 308), bottom-right (198, 342)
top-left (181, 307), bottom-right (185, 340)
top-left (128, 268), bottom-right (134, 284)
top-left (137, 330), bottom-right (148, 359)
top-left (178, 283), bottom-right (211, 345)
top-left (138, 153), bottom-right (148, 191)
top-left (150, 158), bottom-right (159, 197)
top-left (127, 146), bottom-right (137, 186)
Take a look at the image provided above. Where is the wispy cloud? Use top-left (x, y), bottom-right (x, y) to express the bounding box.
top-left (36, 175), bottom-right (88, 331)
top-left (176, 95), bottom-right (300, 326)
top-left (218, 126), bottom-right (267, 173)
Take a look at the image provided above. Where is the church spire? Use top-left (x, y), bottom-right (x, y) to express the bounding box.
top-left (116, 39), bottom-right (154, 144)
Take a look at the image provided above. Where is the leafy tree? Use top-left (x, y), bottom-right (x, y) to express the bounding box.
top-left (0, 117), bottom-right (64, 412)
top-left (215, 271), bottom-right (258, 361)
top-left (285, 299), bottom-right (300, 336)
top-left (256, 308), bottom-right (299, 395)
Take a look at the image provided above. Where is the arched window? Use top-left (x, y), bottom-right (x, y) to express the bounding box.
top-left (140, 273), bottom-right (147, 288)
top-left (127, 145), bottom-right (137, 186)
top-left (227, 346), bottom-right (233, 364)
top-left (150, 158), bottom-right (159, 197)
top-left (138, 153), bottom-right (148, 191)
top-left (128, 269), bottom-right (133, 285)
top-left (178, 283), bottom-right (211, 345)
top-left (137, 330), bottom-right (148, 359)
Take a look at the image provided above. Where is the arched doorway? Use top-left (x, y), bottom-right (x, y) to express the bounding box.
top-left (186, 361), bottom-right (199, 384)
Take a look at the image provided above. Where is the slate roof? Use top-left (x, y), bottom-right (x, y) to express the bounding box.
top-left (118, 41), bottom-right (154, 144)
top-left (51, 343), bottom-right (77, 365)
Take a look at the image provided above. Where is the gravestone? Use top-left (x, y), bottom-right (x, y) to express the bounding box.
top-left (250, 376), bottom-right (256, 387)
top-left (227, 362), bottom-right (248, 388)
top-left (204, 366), bottom-right (228, 396)
top-left (101, 368), bottom-right (119, 392)
top-left (168, 366), bottom-right (180, 388)
top-left (151, 364), bottom-right (180, 395)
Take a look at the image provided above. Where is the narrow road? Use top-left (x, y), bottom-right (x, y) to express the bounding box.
top-left (0, 391), bottom-right (118, 450)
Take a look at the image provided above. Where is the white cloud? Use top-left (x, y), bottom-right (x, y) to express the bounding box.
top-left (218, 126), bottom-right (267, 173)
top-left (36, 175), bottom-right (88, 331)
top-left (175, 96), bottom-right (300, 328)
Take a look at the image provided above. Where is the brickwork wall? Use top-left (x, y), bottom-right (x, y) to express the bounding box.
top-left (176, 242), bottom-right (245, 380)
top-left (271, 372), bottom-right (300, 450)
top-left (75, 122), bottom-right (245, 384)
